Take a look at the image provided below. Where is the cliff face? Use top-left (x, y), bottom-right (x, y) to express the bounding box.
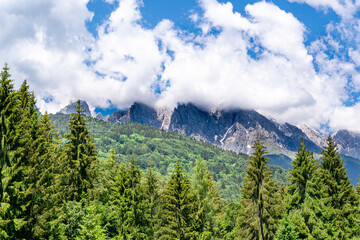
top-left (168, 103), bottom-right (321, 155)
top-left (58, 100), bottom-right (91, 116)
top-left (333, 130), bottom-right (360, 159)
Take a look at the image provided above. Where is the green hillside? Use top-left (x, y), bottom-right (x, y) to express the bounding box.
top-left (50, 113), bottom-right (289, 201)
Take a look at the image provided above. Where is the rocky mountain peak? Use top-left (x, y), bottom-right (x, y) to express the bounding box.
top-left (333, 129), bottom-right (360, 159)
top-left (299, 124), bottom-right (327, 147)
top-left (58, 100), bottom-right (91, 116)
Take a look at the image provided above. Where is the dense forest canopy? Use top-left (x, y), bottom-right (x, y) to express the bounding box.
top-left (0, 64), bottom-right (359, 239)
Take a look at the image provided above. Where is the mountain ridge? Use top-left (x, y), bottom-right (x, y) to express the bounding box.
top-left (61, 100), bottom-right (360, 161)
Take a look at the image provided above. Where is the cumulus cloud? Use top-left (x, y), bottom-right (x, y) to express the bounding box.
top-left (0, 0), bottom-right (96, 113)
top-left (2, 0), bottom-right (360, 132)
top-left (288, 0), bottom-right (359, 18)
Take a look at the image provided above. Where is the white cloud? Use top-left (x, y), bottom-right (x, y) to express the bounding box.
top-left (2, 0), bottom-right (360, 132)
top-left (0, 0), bottom-right (95, 113)
top-left (288, 0), bottom-right (359, 18)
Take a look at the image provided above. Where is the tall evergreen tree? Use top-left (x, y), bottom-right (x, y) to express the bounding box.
top-left (312, 136), bottom-right (359, 238)
top-left (144, 161), bottom-right (160, 239)
top-left (156, 159), bottom-right (198, 240)
top-left (236, 136), bottom-right (282, 240)
top-left (95, 149), bottom-right (119, 203)
top-left (110, 156), bottom-right (149, 239)
top-left (0, 64), bottom-right (18, 238)
top-left (288, 140), bottom-right (317, 210)
top-left (61, 100), bottom-right (98, 202)
top-left (31, 113), bottom-right (62, 239)
top-left (4, 80), bottom-right (40, 239)
top-left (192, 157), bottom-right (222, 239)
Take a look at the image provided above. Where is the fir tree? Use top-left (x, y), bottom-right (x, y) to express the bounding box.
top-left (275, 214), bottom-right (300, 240)
top-left (314, 136), bottom-right (359, 238)
top-left (192, 157), bottom-right (222, 239)
top-left (237, 136), bottom-right (282, 240)
top-left (110, 156), bottom-right (149, 239)
top-left (144, 161), bottom-right (160, 239)
top-left (5, 80), bottom-right (39, 239)
top-left (31, 113), bottom-right (62, 239)
top-left (288, 140), bottom-right (317, 210)
top-left (95, 149), bottom-right (119, 203)
top-left (0, 63), bottom-right (18, 238)
top-left (156, 159), bottom-right (198, 240)
top-left (61, 100), bottom-right (98, 201)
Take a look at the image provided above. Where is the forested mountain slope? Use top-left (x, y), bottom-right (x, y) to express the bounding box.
top-left (50, 113), bottom-right (288, 201)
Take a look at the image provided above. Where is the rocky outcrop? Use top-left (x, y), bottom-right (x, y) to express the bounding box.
top-left (58, 100), bottom-right (91, 116)
top-left (168, 103), bottom-right (321, 154)
top-left (94, 112), bottom-right (103, 120)
top-left (333, 130), bottom-right (360, 159)
top-left (101, 102), bottom-right (171, 129)
top-left (299, 124), bottom-right (327, 147)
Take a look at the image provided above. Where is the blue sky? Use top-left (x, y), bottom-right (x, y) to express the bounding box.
top-left (1, 0), bottom-right (360, 132)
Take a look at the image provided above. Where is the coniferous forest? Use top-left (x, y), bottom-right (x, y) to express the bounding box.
top-left (1, 63), bottom-right (360, 239)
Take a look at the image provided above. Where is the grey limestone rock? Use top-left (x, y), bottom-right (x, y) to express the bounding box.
top-left (58, 100), bottom-right (91, 117)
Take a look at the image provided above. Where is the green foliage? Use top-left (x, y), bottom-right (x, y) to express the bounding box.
top-left (61, 101), bottom-right (98, 202)
top-left (144, 162), bottom-right (160, 239)
top-left (0, 64), bottom-right (359, 239)
top-left (312, 136), bottom-right (359, 239)
top-left (275, 214), bottom-right (300, 240)
top-left (288, 140), bottom-right (317, 210)
top-left (192, 157), bottom-right (222, 239)
top-left (237, 136), bottom-right (284, 240)
top-left (156, 160), bottom-right (199, 240)
top-left (109, 156), bottom-right (150, 239)
top-left (218, 202), bottom-right (241, 239)
top-left (50, 113), bottom-right (288, 201)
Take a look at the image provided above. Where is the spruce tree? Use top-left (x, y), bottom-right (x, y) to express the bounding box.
top-left (192, 157), bottom-right (222, 239)
top-left (288, 140), bottom-right (316, 210)
top-left (31, 113), bottom-right (62, 239)
top-left (313, 136), bottom-right (359, 238)
top-left (282, 140), bottom-right (325, 239)
top-left (0, 63), bottom-right (18, 238)
top-left (275, 214), bottom-right (300, 240)
top-left (110, 156), bottom-right (149, 239)
top-left (144, 161), bottom-right (160, 239)
top-left (237, 136), bottom-right (282, 240)
top-left (61, 100), bottom-right (98, 201)
top-left (155, 159), bottom-right (198, 240)
top-left (5, 80), bottom-right (40, 239)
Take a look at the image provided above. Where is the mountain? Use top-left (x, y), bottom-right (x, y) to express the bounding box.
top-left (58, 99), bottom-right (91, 116)
top-left (49, 114), bottom-right (289, 201)
top-left (298, 124), bottom-right (327, 147)
top-left (59, 100), bottom-right (360, 184)
top-left (99, 102), bottom-right (321, 155)
top-left (63, 101), bottom-right (359, 158)
top-left (168, 103), bottom-right (321, 155)
top-left (100, 102), bottom-right (172, 129)
top-left (333, 129), bottom-right (360, 159)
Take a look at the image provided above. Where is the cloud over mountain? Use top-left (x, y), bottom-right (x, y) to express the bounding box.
top-left (1, 0), bottom-right (360, 132)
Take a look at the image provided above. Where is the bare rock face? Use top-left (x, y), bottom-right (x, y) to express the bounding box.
top-left (168, 103), bottom-right (321, 155)
top-left (103, 110), bottom-right (129, 123)
top-left (101, 102), bottom-right (171, 129)
top-left (298, 124), bottom-right (327, 148)
top-left (94, 112), bottom-right (103, 120)
top-left (58, 100), bottom-right (91, 116)
top-left (156, 108), bottom-right (172, 130)
top-left (333, 130), bottom-right (360, 159)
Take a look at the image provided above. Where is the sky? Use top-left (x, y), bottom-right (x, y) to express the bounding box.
top-left (1, 0), bottom-right (360, 133)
